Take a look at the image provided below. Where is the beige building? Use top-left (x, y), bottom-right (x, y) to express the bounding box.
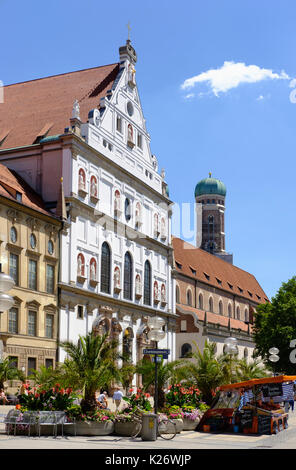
top-left (172, 237), bottom-right (269, 361)
top-left (0, 164), bottom-right (61, 381)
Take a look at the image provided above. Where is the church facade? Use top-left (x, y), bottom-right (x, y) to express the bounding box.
top-left (0, 40), bottom-right (176, 386)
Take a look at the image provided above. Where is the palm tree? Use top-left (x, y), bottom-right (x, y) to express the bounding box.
top-left (0, 358), bottom-right (25, 390)
top-left (180, 340), bottom-right (225, 405)
top-left (59, 331), bottom-right (120, 413)
top-left (28, 365), bottom-right (61, 389)
top-left (235, 358), bottom-right (269, 381)
top-left (136, 358), bottom-right (185, 409)
top-left (217, 352), bottom-right (239, 384)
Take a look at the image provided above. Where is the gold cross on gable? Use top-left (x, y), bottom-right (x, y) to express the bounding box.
top-left (127, 21), bottom-right (131, 40)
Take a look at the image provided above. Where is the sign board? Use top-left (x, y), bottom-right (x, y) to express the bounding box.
top-left (143, 348), bottom-right (170, 355)
top-left (152, 356), bottom-right (162, 363)
top-left (262, 383), bottom-right (283, 398)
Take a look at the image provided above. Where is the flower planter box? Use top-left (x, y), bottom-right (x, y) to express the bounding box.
top-left (114, 421), bottom-right (139, 436)
top-left (182, 417), bottom-right (200, 431)
top-left (66, 420), bottom-right (114, 436)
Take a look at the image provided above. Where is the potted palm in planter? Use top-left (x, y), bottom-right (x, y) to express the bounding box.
top-left (114, 388), bottom-right (152, 436)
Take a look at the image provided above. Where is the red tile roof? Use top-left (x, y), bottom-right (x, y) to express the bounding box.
top-left (173, 237), bottom-right (268, 303)
top-left (0, 163), bottom-right (54, 217)
top-left (0, 63), bottom-right (119, 150)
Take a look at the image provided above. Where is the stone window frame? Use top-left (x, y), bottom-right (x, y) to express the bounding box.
top-left (186, 288), bottom-right (193, 307)
top-left (27, 356), bottom-right (37, 376)
top-left (45, 312), bottom-right (54, 339)
top-left (28, 257), bottom-right (39, 291)
top-left (46, 263), bottom-right (55, 294)
top-left (208, 296), bottom-right (214, 312)
top-left (219, 299), bottom-right (224, 315)
top-left (175, 283), bottom-right (180, 304)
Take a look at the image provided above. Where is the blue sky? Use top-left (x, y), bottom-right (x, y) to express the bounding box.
top-left (1, 0), bottom-right (295, 299)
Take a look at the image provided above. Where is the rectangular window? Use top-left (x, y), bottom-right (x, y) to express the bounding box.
top-left (28, 259), bottom-right (37, 290)
top-left (137, 133), bottom-right (143, 149)
top-left (27, 357), bottom-right (36, 376)
top-left (45, 314), bottom-right (54, 339)
top-left (28, 310), bottom-right (37, 336)
top-left (77, 305), bottom-right (84, 319)
top-left (9, 253), bottom-right (19, 286)
top-left (116, 115), bottom-right (122, 133)
top-left (8, 307), bottom-right (18, 334)
top-left (46, 265), bottom-right (55, 294)
top-left (9, 356), bottom-right (18, 368)
top-left (180, 320), bottom-right (187, 332)
top-left (45, 358), bottom-right (53, 369)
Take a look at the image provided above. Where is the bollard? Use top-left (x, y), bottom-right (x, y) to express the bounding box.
top-left (141, 413), bottom-right (157, 441)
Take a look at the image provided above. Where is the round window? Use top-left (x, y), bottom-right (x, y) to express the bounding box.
top-left (30, 233), bottom-right (37, 249)
top-left (127, 101), bottom-right (134, 117)
top-left (48, 240), bottom-right (54, 255)
top-left (10, 226), bottom-right (17, 243)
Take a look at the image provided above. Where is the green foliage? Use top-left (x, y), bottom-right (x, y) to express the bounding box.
top-left (135, 357), bottom-right (185, 409)
top-left (253, 276), bottom-right (296, 374)
top-left (235, 358), bottom-right (269, 381)
top-left (0, 358), bottom-right (25, 389)
top-left (66, 404), bottom-right (115, 422)
top-left (122, 388), bottom-right (152, 411)
top-left (27, 365), bottom-right (62, 389)
top-left (59, 331), bottom-right (120, 412)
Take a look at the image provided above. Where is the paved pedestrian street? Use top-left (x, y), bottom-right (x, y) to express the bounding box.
top-left (0, 405), bottom-right (296, 450)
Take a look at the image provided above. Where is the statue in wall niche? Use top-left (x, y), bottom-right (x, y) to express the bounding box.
top-left (161, 284), bottom-right (166, 302)
top-left (72, 99), bottom-right (80, 119)
top-left (161, 217), bottom-right (166, 237)
top-left (128, 124), bottom-right (133, 143)
top-left (154, 213), bottom-right (159, 235)
top-left (77, 254), bottom-right (84, 277)
top-left (90, 177), bottom-right (97, 197)
top-left (114, 190), bottom-right (121, 211)
top-left (128, 63), bottom-right (136, 85)
top-left (135, 274), bottom-right (141, 294)
top-left (114, 267), bottom-right (121, 288)
top-left (161, 168), bottom-right (165, 180)
top-left (90, 260), bottom-right (96, 280)
top-left (154, 282), bottom-right (159, 300)
top-left (79, 169), bottom-right (85, 190)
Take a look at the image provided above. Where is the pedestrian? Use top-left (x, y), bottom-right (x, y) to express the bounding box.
top-left (284, 401), bottom-right (290, 413)
top-left (0, 388), bottom-right (8, 405)
top-left (97, 391), bottom-right (109, 410)
top-left (289, 399), bottom-right (294, 412)
top-left (112, 387), bottom-right (123, 411)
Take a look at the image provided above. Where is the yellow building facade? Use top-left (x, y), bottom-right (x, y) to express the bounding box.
top-left (0, 166), bottom-right (61, 384)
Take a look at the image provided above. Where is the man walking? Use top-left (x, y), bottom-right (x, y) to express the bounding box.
top-left (112, 387), bottom-right (123, 411)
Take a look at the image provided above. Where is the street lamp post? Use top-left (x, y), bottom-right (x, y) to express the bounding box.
top-left (0, 263), bottom-right (15, 361)
top-left (268, 347), bottom-right (279, 376)
top-left (224, 337), bottom-right (238, 382)
top-left (147, 316), bottom-right (166, 415)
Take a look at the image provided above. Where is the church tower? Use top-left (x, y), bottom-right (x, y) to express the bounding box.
top-left (195, 174), bottom-right (233, 264)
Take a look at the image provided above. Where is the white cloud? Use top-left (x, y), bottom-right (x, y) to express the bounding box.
top-left (256, 95), bottom-right (264, 101)
top-left (181, 61), bottom-right (290, 96)
top-left (184, 93), bottom-right (195, 100)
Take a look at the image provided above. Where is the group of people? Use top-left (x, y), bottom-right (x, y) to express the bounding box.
top-left (0, 388), bottom-right (8, 405)
top-left (96, 387), bottom-right (124, 411)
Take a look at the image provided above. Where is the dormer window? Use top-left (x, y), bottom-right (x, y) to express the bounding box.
top-left (16, 192), bottom-right (22, 202)
top-left (175, 261), bottom-right (182, 270)
top-left (204, 272), bottom-right (210, 281)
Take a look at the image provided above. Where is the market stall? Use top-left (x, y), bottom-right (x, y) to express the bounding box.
top-left (197, 375), bottom-right (296, 435)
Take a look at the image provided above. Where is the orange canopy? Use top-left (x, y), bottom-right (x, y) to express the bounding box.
top-left (219, 375), bottom-right (296, 391)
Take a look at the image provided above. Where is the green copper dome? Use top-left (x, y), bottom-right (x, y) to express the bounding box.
top-left (195, 174), bottom-right (226, 197)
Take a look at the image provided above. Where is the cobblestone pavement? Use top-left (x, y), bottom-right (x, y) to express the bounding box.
top-left (0, 406), bottom-right (295, 449)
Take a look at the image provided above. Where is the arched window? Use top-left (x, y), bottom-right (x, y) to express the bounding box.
top-left (245, 308), bottom-right (249, 322)
top-left (144, 260), bottom-right (151, 305)
top-left (244, 348), bottom-right (248, 360)
top-left (176, 285), bottom-right (180, 304)
top-left (124, 198), bottom-right (131, 222)
top-left (219, 300), bottom-right (223, 315)
top-left (124, 252), bottom-right (133, 300)
top-left (209, 297), bottom-right (214, 312)
top-left (187, 289), bottom-right (192, 306)
top-left (181, 343), bottom-right (192, 358)
top-left (123, 327), bottom-right (133, 361)
top-left (228, 304), bottom-right (232, 318)
top-left (236, 306), bottom-right (240, 320)
top-left (100, 242), bottom-right (111, 294)
top-left (199, 293), bottom-right (203, 309)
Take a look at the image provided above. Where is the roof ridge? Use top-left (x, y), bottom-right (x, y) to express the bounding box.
top-left (3, 63), bottom-right (119, 88)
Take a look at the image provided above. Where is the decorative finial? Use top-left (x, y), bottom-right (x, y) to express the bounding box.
top-left (61, 177), bottom-right (63, 183)
top-left (127, 21), bottom-right (131, 41)
top-left (209, 172), bottom-right (212, 178)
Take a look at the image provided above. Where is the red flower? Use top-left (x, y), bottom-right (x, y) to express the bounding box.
top-left (60, 388), bottom-right (65, 394)
top-left (15, 404), bottom-right (21, 410)
top-left (145, 393), bottom-right (150, 398)
top-left (129, 388), bottom-right (134, 392)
